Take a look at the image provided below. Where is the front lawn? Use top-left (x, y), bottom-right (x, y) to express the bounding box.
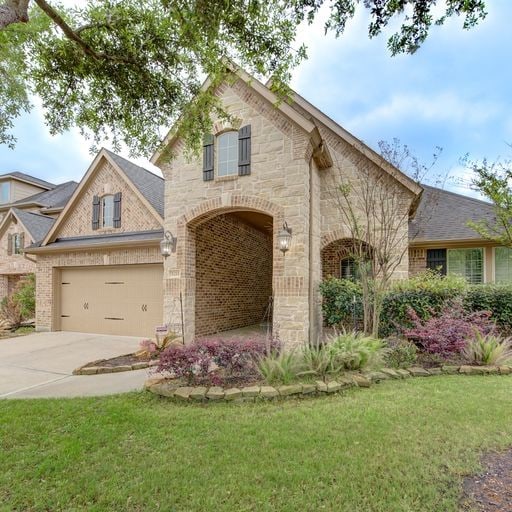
top-left (1, 377), bottom-right (512, 511)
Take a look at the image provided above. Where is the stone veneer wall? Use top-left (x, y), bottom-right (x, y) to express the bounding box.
top-left (195, 214), bottom-right (272, 337)
top-left (35, 246), bottom-right (163, 331)
top-left (409, 248), bottom-right (427, 276)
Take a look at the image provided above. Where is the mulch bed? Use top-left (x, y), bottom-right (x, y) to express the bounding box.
top-left (90, 353), bottom-right (156, 368)
top-left (461, 449), bottom-right (512, 511)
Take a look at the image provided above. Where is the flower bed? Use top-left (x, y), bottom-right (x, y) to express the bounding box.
top-left (73, 354), bottom-right (159, 375)
top-left (145, 364), bottom-right (512, 403)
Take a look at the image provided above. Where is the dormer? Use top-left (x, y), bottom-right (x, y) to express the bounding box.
top-left (0, 172), bottom-right (55, 206)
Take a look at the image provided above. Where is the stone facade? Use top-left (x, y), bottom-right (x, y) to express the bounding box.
top-left (157, 76), bottom-right (417, 347)
top-left (56, 159), bottom-right (161, 239)
top-left (195, 213), bottom-right (272, 337)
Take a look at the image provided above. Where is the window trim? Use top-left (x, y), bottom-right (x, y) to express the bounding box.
top-left (0, 182), bottom-right (10, 204)
top-left (493, 246), bottom-right (512, 284)
top-left (216, 131), bottom-right (238, 177)
top-left (13, 233), bottom-right (22, 255)
top-left (102, 194), bottom-right (115, 228)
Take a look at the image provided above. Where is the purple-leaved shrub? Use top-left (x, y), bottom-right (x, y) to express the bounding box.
top-left (403, 302), bottom-right (494, 356)
top-left (157, 336), bottom-right (280, 385)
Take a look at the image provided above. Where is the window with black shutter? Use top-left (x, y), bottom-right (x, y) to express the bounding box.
top-left (203, 134), bottom-right (214, 181)
top-left (426, 249), bottom-right (447, 275)
top-left (113, 192), bottom-right (122, 228)
top-left (92, 195), bottom-right (101, 230)
top-left (238, 125), bottom-right (251, 176)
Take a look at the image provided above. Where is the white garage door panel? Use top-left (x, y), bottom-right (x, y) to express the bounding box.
top-left (59, 265), bottom-right (163, 337)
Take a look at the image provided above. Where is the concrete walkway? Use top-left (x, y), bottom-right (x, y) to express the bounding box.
top-left (0, 331), bottom-right (152, 399)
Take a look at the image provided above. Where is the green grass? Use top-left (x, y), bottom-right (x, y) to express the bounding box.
top-left (2, 377), bottom-right (512, 511)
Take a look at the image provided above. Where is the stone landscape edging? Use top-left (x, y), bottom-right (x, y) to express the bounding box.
top-left (144, 364), bottom-right (512, 402)
top-left (73, 359), bottom-right (159, 375)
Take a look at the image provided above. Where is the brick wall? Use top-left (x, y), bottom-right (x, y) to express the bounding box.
top-left (409, 248), bottom-right (427, 275)
top-left (57, 159), bottom-right (162, 239)
top-left (0, 216), bottom-right (36, 276)
top-left (35, 245), bottom-right (163, 331)
top-left (321, 239), bottom-right (361, 279)
top-left (195, 213), bottom-right (272, 337)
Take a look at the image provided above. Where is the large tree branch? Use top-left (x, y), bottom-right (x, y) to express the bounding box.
top-left (0, 0), bottom-right (29, 29)
top-left (34, 0), bottom-right (138, 65)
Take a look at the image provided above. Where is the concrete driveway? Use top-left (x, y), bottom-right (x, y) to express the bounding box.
top-left (0, 331), bottom-right (152, 399)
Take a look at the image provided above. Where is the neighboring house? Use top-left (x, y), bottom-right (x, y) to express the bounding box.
top-left (0, 172), bottom-right (77, 299)
top-left (22, 67), bottom-right (509, 344)
top-left (26, 149), bottom-right (164, 337)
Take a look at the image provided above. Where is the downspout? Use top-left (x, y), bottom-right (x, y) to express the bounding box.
top-left (23, 252), bottom-right (37, 264)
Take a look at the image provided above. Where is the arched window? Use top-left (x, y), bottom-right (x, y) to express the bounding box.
top-left (217, 131), bottom-right (238, 177)
top-left (102, 195), bottom-right (114, 228)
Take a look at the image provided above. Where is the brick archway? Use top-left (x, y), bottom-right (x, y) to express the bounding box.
top-left (169, 194), bottom-right (284, 342)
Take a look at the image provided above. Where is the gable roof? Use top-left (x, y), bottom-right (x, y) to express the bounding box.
top-left (0, 171), bottom-right (55, 190)
top-left (150, 65), bottom-right (422, 199)
top-left (41, 149), bottom-right (164, 246)
top-left (409, 185), bottom-right (496, 243)
top-left (103, 150), bottom-right (164, 217)
top-left (0, 208), bottom-right (55, 244)
top-left (1, 181), bottom-right (78, 211)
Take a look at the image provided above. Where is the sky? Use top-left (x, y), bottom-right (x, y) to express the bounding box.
top-left (1, 1), bottom-right (511, 199)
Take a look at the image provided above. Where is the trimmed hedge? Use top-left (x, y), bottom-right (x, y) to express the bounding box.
top-left (320, 273), bottom-right (512, 336)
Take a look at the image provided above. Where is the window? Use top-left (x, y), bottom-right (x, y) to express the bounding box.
top-left (217, 131), bottom-right (238, 177)
top-left (495, 247), bottom-right (512, 284)
top-left (426, 249), bottom-right (447, 275)
top-left (102, 195), bottom-right (114, 228)
top-left (13, 233), bottom-right (23, 255)
top-left (0, 182), bottom-right (10, 203)
top-left (447, 248), bottom-right (484, 284)
top-left (340, 258), bottom-right (358, 281)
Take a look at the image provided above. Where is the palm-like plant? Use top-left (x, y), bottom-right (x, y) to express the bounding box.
top-left (463, 331), bottom-right (512, 366)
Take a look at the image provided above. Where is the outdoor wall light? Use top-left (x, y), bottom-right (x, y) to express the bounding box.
top-left (160, 230), bottom-right (177, 258)
top-left (277, 222), bottom-right (293, 254)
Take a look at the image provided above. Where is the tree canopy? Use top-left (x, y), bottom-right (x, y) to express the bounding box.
top-left (0, 0), bottom-right (487, 157)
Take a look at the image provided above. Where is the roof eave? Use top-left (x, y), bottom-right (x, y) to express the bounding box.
top-left (25, 237), bottom-right (162, 254)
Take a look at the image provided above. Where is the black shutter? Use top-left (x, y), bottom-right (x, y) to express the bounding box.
top-left (426, 249), bottom-right (447, 275)
top-left (203, 134), bottom-right (214, 181)
top-left (113, 192), bottom-right (122, 228)
top-left (7, 234), bottom-right (12, 256)
top-left (92, 195), bottom-right (100, 230)
top-left (238, 125), bottom-right (251, 176)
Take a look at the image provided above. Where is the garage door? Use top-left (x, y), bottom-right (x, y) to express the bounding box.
top-left (59, 265), bottom-right (163, 337)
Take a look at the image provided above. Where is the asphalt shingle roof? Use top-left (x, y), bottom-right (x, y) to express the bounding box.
top-left (104, 150), bottom-right (164, 218)
top-left (410, 185), bottom-right (497, 242)
top-left (12, 208), bottom-right (55, 243)
top-left (0, 171), bottom-right (56, 190)
top-left (10, 181), bottom-right (78, 209)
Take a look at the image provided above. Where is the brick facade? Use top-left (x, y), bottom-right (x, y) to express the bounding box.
top-left (57, 159), bottom-right (161, 239)
top-left (195, 213), bottom-right (272, 337)
top-left (409, 248), bottom-right (427, 275)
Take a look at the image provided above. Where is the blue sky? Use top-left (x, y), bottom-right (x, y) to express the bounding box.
top-left (1, 1), bottom-right (511, 198)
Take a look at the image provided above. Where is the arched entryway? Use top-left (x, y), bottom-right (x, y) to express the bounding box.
top-left (194, 210), bottom-right (273, 337)
top-left (321, 238), bottom-right (373, 280)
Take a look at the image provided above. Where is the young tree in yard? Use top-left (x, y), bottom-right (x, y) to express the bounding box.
top-left (328, 139), bottom-right (441, 336)
top-left (467, 159), bottom-right (512, 247)
top-left (0, 0), bottom-right (486, 156)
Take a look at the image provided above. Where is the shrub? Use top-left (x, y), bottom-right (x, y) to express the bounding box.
top-left (11, 274), bottom-right (36, 320)
top-left (326, 331), bottom-right (387, 371)
top-left (384, 338), bottom-right (418, 369)
top-left (257, 350), bottom-right (303, 385)
top-left (403, 302), bottom-right (495, 356)
top-left (379, 271), bottom-right (465, 336)
top-left (463, 331), bottom-right (512, 366)
top-left (301, 344), bottom-right (337, 380)
top-left (157, 336), bottom-right (278, 385)
top-left (319, 278), bottom-right (363, 329)
top-left (0, 295), bottom-right (22, 330)
top-left (464, 285), bottom-right (512, 334)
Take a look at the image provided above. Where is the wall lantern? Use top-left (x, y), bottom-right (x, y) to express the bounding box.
top-left (160, 230), bottom-right (177, 258)
top-left (277, 222), bottom-right (293, 254)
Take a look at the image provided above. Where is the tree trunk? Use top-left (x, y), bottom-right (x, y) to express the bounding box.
top-left (0, 0), bottom-right (29, 30)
